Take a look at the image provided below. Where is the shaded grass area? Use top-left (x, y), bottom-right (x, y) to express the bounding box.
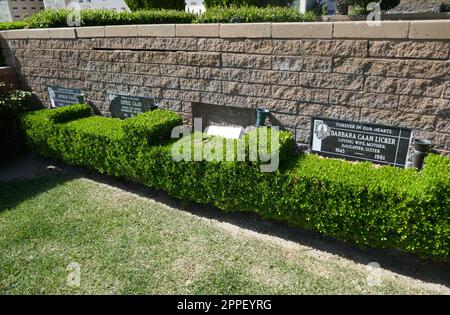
top-left (0, 175), bottom-right (447, 294)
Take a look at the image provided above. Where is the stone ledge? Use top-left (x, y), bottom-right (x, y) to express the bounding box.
top-left (138, 24), bottom-right (175, 37)
top-left (176, 24), bottom-right (219, 37)
top-left (104, 25), bottom-right (138, 37)
top-left (220, 23), bottom-right (271, 38)
top-left (0, 30), bottom-right (7, 40)
top-left (272, 22), bottom-right (333, 39)
top-left (6, 29), bottom-right (50, 39)
top-left (49, 28), bottom-right (76, 39)
top-left (76, 26), bottom-right (105, 38)
top-left (1, 20), bottom-right (450, 40)
top-left (334, 21), bottom-right (410, 39)
top-left (409, 20), bottom-right (450, 39)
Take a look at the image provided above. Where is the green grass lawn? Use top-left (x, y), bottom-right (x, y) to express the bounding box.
top-left (0, 175), bottom-right (448, 295)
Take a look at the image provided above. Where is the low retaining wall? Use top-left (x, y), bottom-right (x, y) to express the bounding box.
top-left (1, 20), bottom-right (449, 155)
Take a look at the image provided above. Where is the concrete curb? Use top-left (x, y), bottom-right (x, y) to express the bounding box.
top-left (1, 20), bottom-right (449, 40)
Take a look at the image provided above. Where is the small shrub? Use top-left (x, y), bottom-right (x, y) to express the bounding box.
top-left (0, 90), bottom-right (33, 115)
top-left (259, 0), bottom-right (293, 7)
top-left (195, 6), bottom-right (316, 23)
top-left (25, 9), bottom-right (70, 28)
top-left (331, 0), bottom-right (347, 14)
top-left (26, 9), bottom-right (195, 28)
top-left (59, 116), bottom-right (125, 174)
top-left (348, 5), bottom-right (368, 16)
top-left (122, 109), bottom-right (183, 147)
top-left (204, 0), bottom-right (259, 8)
top-left (0, 90), bottom-right (34, 162)
top-left (46, 103), bottom-right (93, 124)
top-left (20, 104), bottom-right (93, 159)
top-left (19, 105), bottom-right (450, 261)
top-left (125, 0), bottom-right (186, 11)
top-left (0, 21), bottom-right (28, 30)
top-left (205, 0), bottom-right (293, 8)
top-left (334, 0), bottom-right (400, 15)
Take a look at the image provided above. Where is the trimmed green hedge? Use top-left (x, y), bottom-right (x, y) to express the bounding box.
top-left (204, 0), bottom-right (293, 8)
top-left (20, 105), bottom-right (450, 261)
top-left (0, 21), bottom-right (28, 30)
top-left (195, 6), bottom-right (316, 23)
top-left (25, 9), bottom-right (195, 29)
top-left (125, 0), bottom-right (186, 11)
top-left (0, 8), bottom-right (317, 30)
top-left (204, 0), bottom-right (259, 8)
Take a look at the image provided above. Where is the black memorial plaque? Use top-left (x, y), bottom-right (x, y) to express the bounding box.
top-left (310, 118), bottom-right (413, 167)
top-left (47, 85), bottom-right (82, 108)
top-left (108, 94), bottom-right (157, 119)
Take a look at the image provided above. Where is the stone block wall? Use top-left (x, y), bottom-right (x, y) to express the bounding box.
top-left (0, 21), bottom-right (449, 155)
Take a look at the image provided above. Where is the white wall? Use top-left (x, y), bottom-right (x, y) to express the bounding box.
top-left (0, 0), bottom-right (12, 22)
top-left (292, 0), bottom-right (316, 13)
top-left (45, 0), bottom-right (129, 11)
top-left (185, 0), bottom-right (205, 14)
top-left (43, 0), bottom-right (66, 9)
top-left (75, 0), bottom-right (129, 11)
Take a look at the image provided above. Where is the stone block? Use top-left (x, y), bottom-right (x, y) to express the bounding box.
top-left (220, 23), bottom-right (270, 38)
top-left (180, 78), bottom-right (221, 92)
top-left (369, 40), bottom-right (449, 60)
top-left (399, 95), bottom-right (449, 115)
top-left (76, 26), bottom-right (105, 38)
top-left (409, 20), bottom-right (450, 39)
top-left (329, 90), bottom-right (399, 110)
top-left (298, 73), bottom-right (364, 91)
top-left (273, 56), bottom-right (332, 72)
top-left (176, 24), bottom-right (219, 37)
top-left (222, 53), bottom-right (271, 70)
top-left (137, 24), bottom-right (175, 37)
top-left (178, 52), bottom-right (221, 67)
top-left (104, 25), bottom-right (138, 37)
top-left (272, 22), bottom-right (333, 39)
top-left (49, 28), bottom-right (76, 39)
top-left (334, 21), bottom-right (409, 39)
top-left (360, 108), bottom-right (436, 131)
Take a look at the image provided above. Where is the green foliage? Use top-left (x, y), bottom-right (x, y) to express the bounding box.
top-left (19, 104), bottom-right (93, 158)
top-left (25, 9), bottom-right (195, 28)
top-left (19, 105), bottom-right (450, 261)
top-left (334, 0), bottom-right (349, 14)
top-left (349, 5), bottom-right (368, 16)
top-left (204, 0), bottom-right (259, 8)
top-left (46, 103), bottom-right (93, 124)
top-left (0, 90), bottom-right (33, 116)
top-left (122, 109), bottom-right (182, 147)
top-left (58, 116), bottom-right (126, 175)
top-left (259, 0), bottom-right (293, 7)
top-left (195, 6), bottom-right (316, 23)
top-left (0, 90), bottom-right (34, 162)
top-left (125, 0), bottom-right (186, 11)
top-left (340, 0), bottom-right (400, 13)
top-left (0, 21), bottom-right (28, 30)
top-left (1, 6), bottom-right (317, 29)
